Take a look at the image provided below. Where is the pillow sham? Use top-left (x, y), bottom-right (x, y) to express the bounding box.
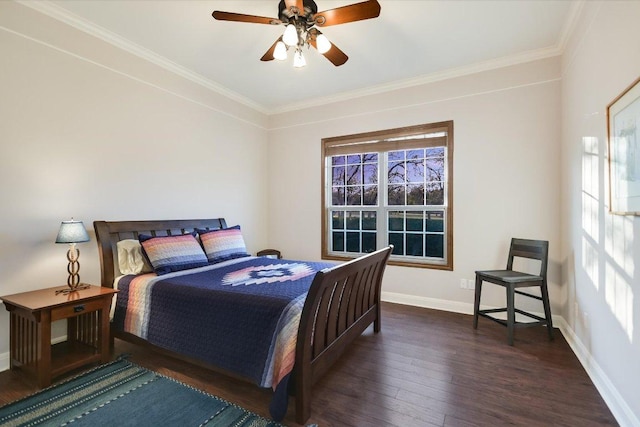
top-left (197, 225), bottom-right (250, 264)
top-left (139, 233), bottom-right (208, 275)
top-left (117, 239), bottom-right (153, 275)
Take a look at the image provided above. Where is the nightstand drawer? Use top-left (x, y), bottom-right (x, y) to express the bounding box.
top-left (51, 298), bottom-right (105, 321)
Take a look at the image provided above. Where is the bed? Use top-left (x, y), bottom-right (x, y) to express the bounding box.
top-left (94, 218), bottom-right (392, 424)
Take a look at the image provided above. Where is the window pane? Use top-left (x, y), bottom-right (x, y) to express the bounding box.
top-left (346, 211), bottom-right (360, 230)
top-left (347, 165), bottom-right (362, 185)
top-left (388, 184), bottom-right (405, 205)
top-left (406, 211), bottom-right (424, 231)
top-left (347, 186), bottom-right (362, 205)
top-left (332, 156), bottom-right (345, 166)
top-left (389, 233), bottom-right (404, 255)
top-left (332, 232), bottom-right (344, 251)
top-left (407, 184), bottom-right (425, 205)
top-left (332, 187), bottom-right (345, 205)
top-left (332, 166), bottom-right (345, 186)
top-left (426, 182), bottom-right (444, 205)
top-left (425, 147), bottom-right (444, 158)
top-left (363, 186), bottom-right (378, 205)
top-left (406, 234), bottom-right (424, 257)
top-left (362, 211), bottom-right (377, 230)
top-left (407, 149), bottom-right (424, 160)
top-left (363, 164), bottom-right (377, 185)
top-left (388, 161), bottom-right (405, 184)
top-left (363, 153), bottom-right (378, 164)
top-left (425, 158), bottom-right (444, 181)
top-left (332, 211), bottom-right (345, 230)
top-left (426, 234), bottom-right (444, 258)
top-left (346, 232), bottom-right (360, 252)
top-left (388, 211), bottom-right (404, 231)
top-left (406, 160), bottom-right (424, 183)
top-left (388, 151), bottom-right (404, 161)
top-left (362, 232), bottom-right (376, 253)
top-left (426, 211), bottom-right (444, 232)
top-left (347, 154), bottom-right (362, 164)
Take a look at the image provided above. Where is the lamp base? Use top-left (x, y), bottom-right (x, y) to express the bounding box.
top-left (55, 283), bottom-right (91, 295)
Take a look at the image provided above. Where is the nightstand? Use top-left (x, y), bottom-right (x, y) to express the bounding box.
top-left (0, 285), bottom-right (118, 387)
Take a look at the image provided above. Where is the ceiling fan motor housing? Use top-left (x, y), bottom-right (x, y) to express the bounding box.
top-left (278, 0), bottom-right (318, 23)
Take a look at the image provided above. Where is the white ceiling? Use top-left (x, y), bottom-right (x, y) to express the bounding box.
top-left (36, 0), bottom-right (577, 114)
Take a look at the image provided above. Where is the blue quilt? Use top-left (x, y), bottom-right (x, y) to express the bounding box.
top-left (112, 256), bottom-right (334, 420)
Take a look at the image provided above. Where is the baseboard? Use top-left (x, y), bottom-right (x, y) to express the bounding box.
top-left (0, 335), bottom-right (67, 373)
top-left (381, 291), bottom-right (565, 326)
top-left (0, 351), bottom-right (8, 372)
top-left (558, 318), bottom-right (639, 427)
top-left (381, 292), bottom-right (638, 427)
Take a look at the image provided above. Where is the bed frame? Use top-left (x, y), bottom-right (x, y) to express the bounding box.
top-left (94, 218), bottom-right (392, 424)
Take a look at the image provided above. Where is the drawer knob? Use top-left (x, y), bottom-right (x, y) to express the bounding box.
top-left (73, 305), bottom-right (85, 313)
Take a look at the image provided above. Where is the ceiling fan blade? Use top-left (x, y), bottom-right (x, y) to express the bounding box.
top-left (314, 0), bottom-right (381, 27)
top-left (309, 35), bottom-right (348, 66)
top-left (212, 11), bottom-right (281, 25)
top-left (260, 38), bottom-right (281, 62)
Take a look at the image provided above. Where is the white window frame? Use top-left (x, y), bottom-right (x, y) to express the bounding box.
top-left (321, 121), bottom-right (453, 270)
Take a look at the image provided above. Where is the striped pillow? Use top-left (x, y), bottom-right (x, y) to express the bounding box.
top-left (198, 225), bottom-right (250, 264)
top-left (139, 233), bottom-right (208, 275)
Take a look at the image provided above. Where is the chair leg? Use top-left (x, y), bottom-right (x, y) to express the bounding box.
top-left (506, 285), bottom-right (515, 346)
top-left (473, 275), bottom-right (482, 329)
top-left (541, 281), bottom-right (554, 341)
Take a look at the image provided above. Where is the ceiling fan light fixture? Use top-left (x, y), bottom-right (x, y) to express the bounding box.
top-left (316, 34), bottom-right (332, 54)
top-left (283, 24), bottom-right (298, 46)
top-left (274, 41), bottom-right (288, 60)
top-left (293, 50), bottom-right (306, 68)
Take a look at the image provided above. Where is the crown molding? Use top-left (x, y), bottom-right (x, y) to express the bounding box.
top-left (270, 44), bottom-right (563, 114)
top-left (17, 0), bottom-right (270, 115)
top-left (556, 0), bottom-right (585, 53)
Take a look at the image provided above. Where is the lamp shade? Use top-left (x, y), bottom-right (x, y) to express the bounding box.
top-left (55, 220), bottom-right (90, 244)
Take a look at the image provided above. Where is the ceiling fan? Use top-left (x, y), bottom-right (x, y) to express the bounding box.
top-left (212, 0), bottom-right (381, 68)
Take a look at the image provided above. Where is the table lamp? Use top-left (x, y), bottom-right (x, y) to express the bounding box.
top-left (55, 219), bottom-right (90, 294)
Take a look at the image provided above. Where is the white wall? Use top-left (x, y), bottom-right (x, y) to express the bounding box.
top-left (267, 57), bottom-right (562, 316)
top-left (0, 2), bottom-right (269, 361)
top-left (561, 1), bottom-right (640, 425)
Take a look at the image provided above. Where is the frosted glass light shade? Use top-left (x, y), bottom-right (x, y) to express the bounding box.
top-left (293, 50), bottom-right (306, 68)
top-left (316, 34), bottom-right (332, 54)
top-left (283, 24), bottom-right (298, 46)
top-left (274, 41), bottom-right (287, 60)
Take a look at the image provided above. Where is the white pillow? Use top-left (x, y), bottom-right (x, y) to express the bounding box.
top-left (117, 239), bottom-right (153, 275)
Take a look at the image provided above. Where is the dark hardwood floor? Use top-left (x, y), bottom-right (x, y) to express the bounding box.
top-left (0, 302), bottom-right (617, 426)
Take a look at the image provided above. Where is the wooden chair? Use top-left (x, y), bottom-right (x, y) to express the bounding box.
top-left (256, 248), bottom-right (282, 259)
top-left (473, 238), bottom-right (553, 345)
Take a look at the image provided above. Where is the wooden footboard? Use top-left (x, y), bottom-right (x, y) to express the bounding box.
top-left (294, 245), bottom-right (392, 424)
top-left (94, 219), bottom-right (392, 424)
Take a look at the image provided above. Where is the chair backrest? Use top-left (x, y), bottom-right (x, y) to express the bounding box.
top-left (506, 238), bottom-right (549, 278)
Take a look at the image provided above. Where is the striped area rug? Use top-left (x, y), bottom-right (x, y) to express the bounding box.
top-left (0, 357), bottom-right (285, 427)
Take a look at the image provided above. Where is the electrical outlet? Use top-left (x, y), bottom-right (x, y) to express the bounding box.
top-left (467, 279), bottom-right (475, 290)
top-left (460, 279), bottom-right (466, 289)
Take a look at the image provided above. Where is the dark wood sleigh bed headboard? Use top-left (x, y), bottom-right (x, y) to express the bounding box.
top-left (93, 218), bottom-right (227, 288)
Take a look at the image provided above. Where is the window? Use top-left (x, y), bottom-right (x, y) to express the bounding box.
top-left (322, 121), bottom-right (453, 269)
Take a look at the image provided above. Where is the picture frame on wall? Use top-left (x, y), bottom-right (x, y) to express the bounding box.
top-left (607, 76), bottom-right (640, 215)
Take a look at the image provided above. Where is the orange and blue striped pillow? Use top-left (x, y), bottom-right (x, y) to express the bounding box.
top-left (198, 225), bottom-right (250, 264)
top-left (139, 233), bottom-right (208, 275)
